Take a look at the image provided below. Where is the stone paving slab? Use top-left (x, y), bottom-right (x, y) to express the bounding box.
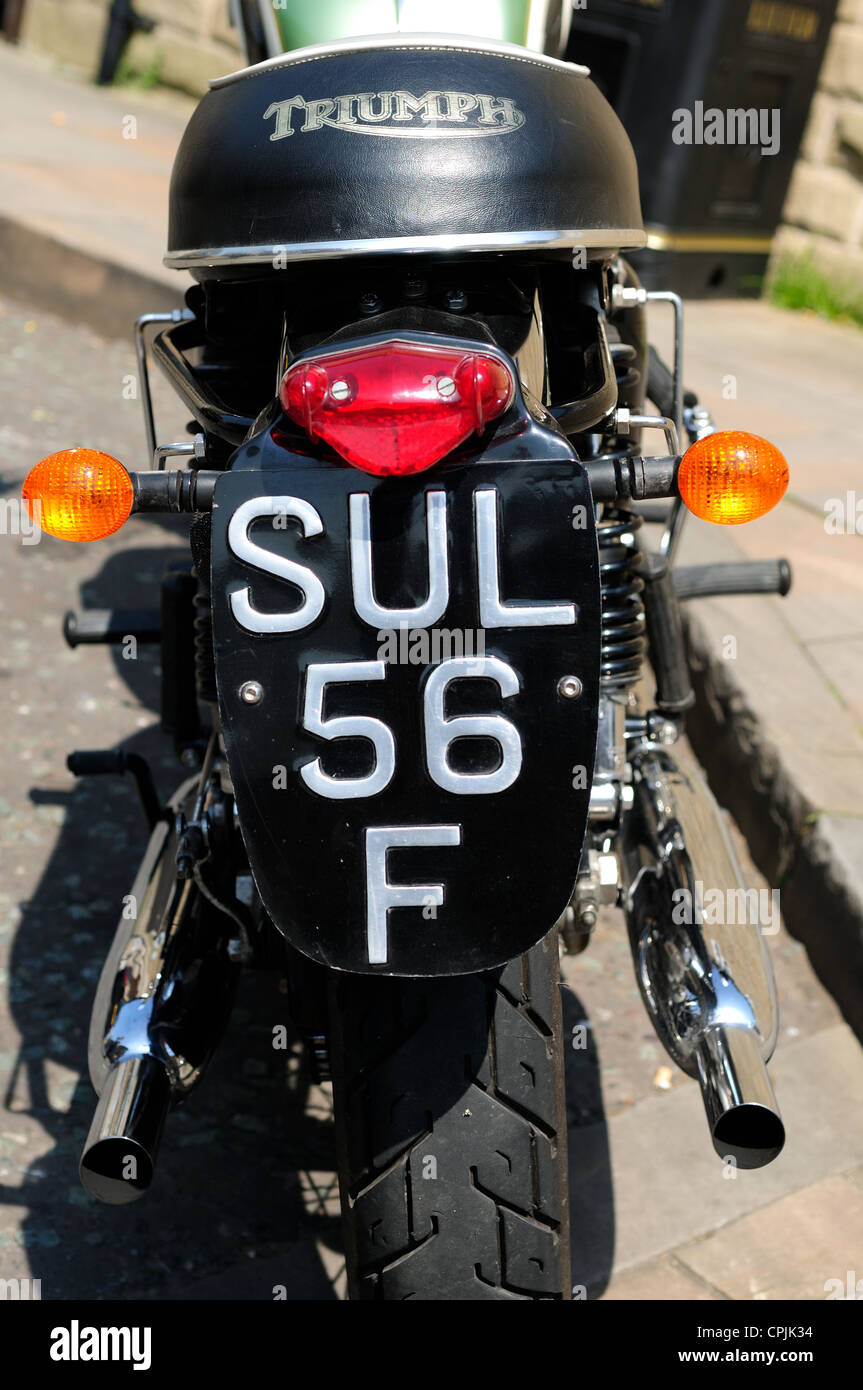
top-left (673, 1167), bottom-right (863, 1301)
top-left (602, 1255), bottom-right (723, 1302)
top-left (595, 1025), bottom-right (863, 1277)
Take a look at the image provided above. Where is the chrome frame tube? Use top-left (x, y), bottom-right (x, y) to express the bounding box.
top-left (134, 309), bottom-right (195, 468)
top-left (646, 290), bottom-right (685, 563)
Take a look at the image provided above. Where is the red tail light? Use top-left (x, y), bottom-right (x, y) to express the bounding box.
top-left (279, 339), bottom-right (514, 477)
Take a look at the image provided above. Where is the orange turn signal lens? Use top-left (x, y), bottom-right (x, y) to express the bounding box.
top-left (22, 449), bottom-right (133, 542)
top-left (678, 431), bottom-right (788, 525)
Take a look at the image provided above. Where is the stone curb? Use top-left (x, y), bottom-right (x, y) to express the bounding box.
top-left (684, 606), bottom-right (863, 1038)
top-left (0, 215), bottom-right (184, 341)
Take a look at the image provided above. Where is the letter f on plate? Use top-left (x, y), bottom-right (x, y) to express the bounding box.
top-left (365, 825), bottom-right (461, 963)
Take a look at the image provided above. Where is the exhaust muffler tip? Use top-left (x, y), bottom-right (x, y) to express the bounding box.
top-left (80, 1137), bottom-right (156, 1205)
top-left (710, 1102), bottom-right (786, 1171)
top-left (80, 1054), bottom-right (171, 1205)
top-left (696, 1027), bottom-right (785, 1171)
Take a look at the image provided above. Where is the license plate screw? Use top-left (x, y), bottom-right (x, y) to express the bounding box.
top-left (239, 680), bottom-right (263, 705)
top-left (558, 675), bottom-right (583, 700)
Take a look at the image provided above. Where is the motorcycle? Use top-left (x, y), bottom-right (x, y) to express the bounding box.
top-left (22, 30), bottom-right (792, 1300)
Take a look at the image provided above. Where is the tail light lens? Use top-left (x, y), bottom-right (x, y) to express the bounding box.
top-left (678, 431), bottom-right (789, 525)
top-left (280, 339), bottom-right (514, 476)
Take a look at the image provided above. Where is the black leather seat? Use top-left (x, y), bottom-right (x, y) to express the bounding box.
top-left (166, 33), bottom-right (645, 276)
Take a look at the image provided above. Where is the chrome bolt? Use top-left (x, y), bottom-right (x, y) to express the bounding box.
top-left (437, 375), bottom-right (457, 399)
top-left (239, 680), bottom-right (263, 705)
top-left (330, 379), bottom-right (351, 402)
top-left (647, 713), bottom-right (680, 746)
top-left (613, 406), bottom-right (632, 436)
top-left (558, 675), bottom-right (583, 700)
top-left (611, 283), bottom-right (648, 311)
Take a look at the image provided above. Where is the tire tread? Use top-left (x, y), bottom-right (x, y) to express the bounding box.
top-left (328, 931), bottom-right (570, 1300)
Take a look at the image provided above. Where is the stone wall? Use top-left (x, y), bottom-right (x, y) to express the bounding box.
top-left (20, 0), bottom-right (244, 95)
top-left (774, 0), bottom-right (863, 289)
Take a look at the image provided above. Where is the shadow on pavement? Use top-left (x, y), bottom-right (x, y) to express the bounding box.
top-left (3, 531), bottom-right (613, 1301)
top-left (2, 537), bottom-right (341, 1300)
top-left (562, 984), bottom-right (615, 1298)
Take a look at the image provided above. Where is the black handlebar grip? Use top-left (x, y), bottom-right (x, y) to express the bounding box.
top-left (63, 609), bottom-right (161, 647)
top-left (673, 559), bottom-right (792, 601)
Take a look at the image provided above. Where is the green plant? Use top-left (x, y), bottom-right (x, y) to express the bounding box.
top-left (768, 251), bottom-right (863, 328)
top-left (113, 48), bottom-right (165, 92)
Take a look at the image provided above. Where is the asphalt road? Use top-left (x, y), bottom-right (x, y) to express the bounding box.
top-left (0, 291), bottom-right (847, 1301)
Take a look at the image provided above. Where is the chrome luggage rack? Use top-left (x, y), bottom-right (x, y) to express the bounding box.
top-left (134, 309), bottom-right (255, 471)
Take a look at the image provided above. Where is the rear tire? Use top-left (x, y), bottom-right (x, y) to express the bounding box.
top-left (328, 930), bottom-right (570, 1300)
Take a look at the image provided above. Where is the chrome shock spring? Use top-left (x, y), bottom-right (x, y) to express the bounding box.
top-left (598, 507), bottom-right (646, 690)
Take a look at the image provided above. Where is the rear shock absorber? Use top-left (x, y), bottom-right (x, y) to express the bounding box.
top-left (598, 507), bottom-right (646, 691)
top-left (190, 514), bottom-right (218, 706)
top-left (573, 503), bottom-right (645, 929)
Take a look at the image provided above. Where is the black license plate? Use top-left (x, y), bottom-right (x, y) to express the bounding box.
top-left (210, 459), bottom-right (601, 976)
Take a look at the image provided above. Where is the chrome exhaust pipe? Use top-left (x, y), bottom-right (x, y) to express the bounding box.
top-left (623, 750), bottom-right (785, 1169)
top-left (80, 1055), bottom-right (171, 1204)
top-left (695, 1027), bottom-right (785, 1168)
top-left (81, 782), bottom-right (239, 1203)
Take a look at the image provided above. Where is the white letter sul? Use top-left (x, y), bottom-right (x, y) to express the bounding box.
top-left (365, 825), bottom-right (461, 964)
top-left (350, 491), bottom-right (448, 628)
top-left (474, 488), bottom-right (575, 627)
top-left (228, 495), bottom-right (325, 634)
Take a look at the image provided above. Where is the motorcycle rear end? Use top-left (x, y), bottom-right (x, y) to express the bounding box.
top-left (23, 32), bottom-right (792, 1300)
